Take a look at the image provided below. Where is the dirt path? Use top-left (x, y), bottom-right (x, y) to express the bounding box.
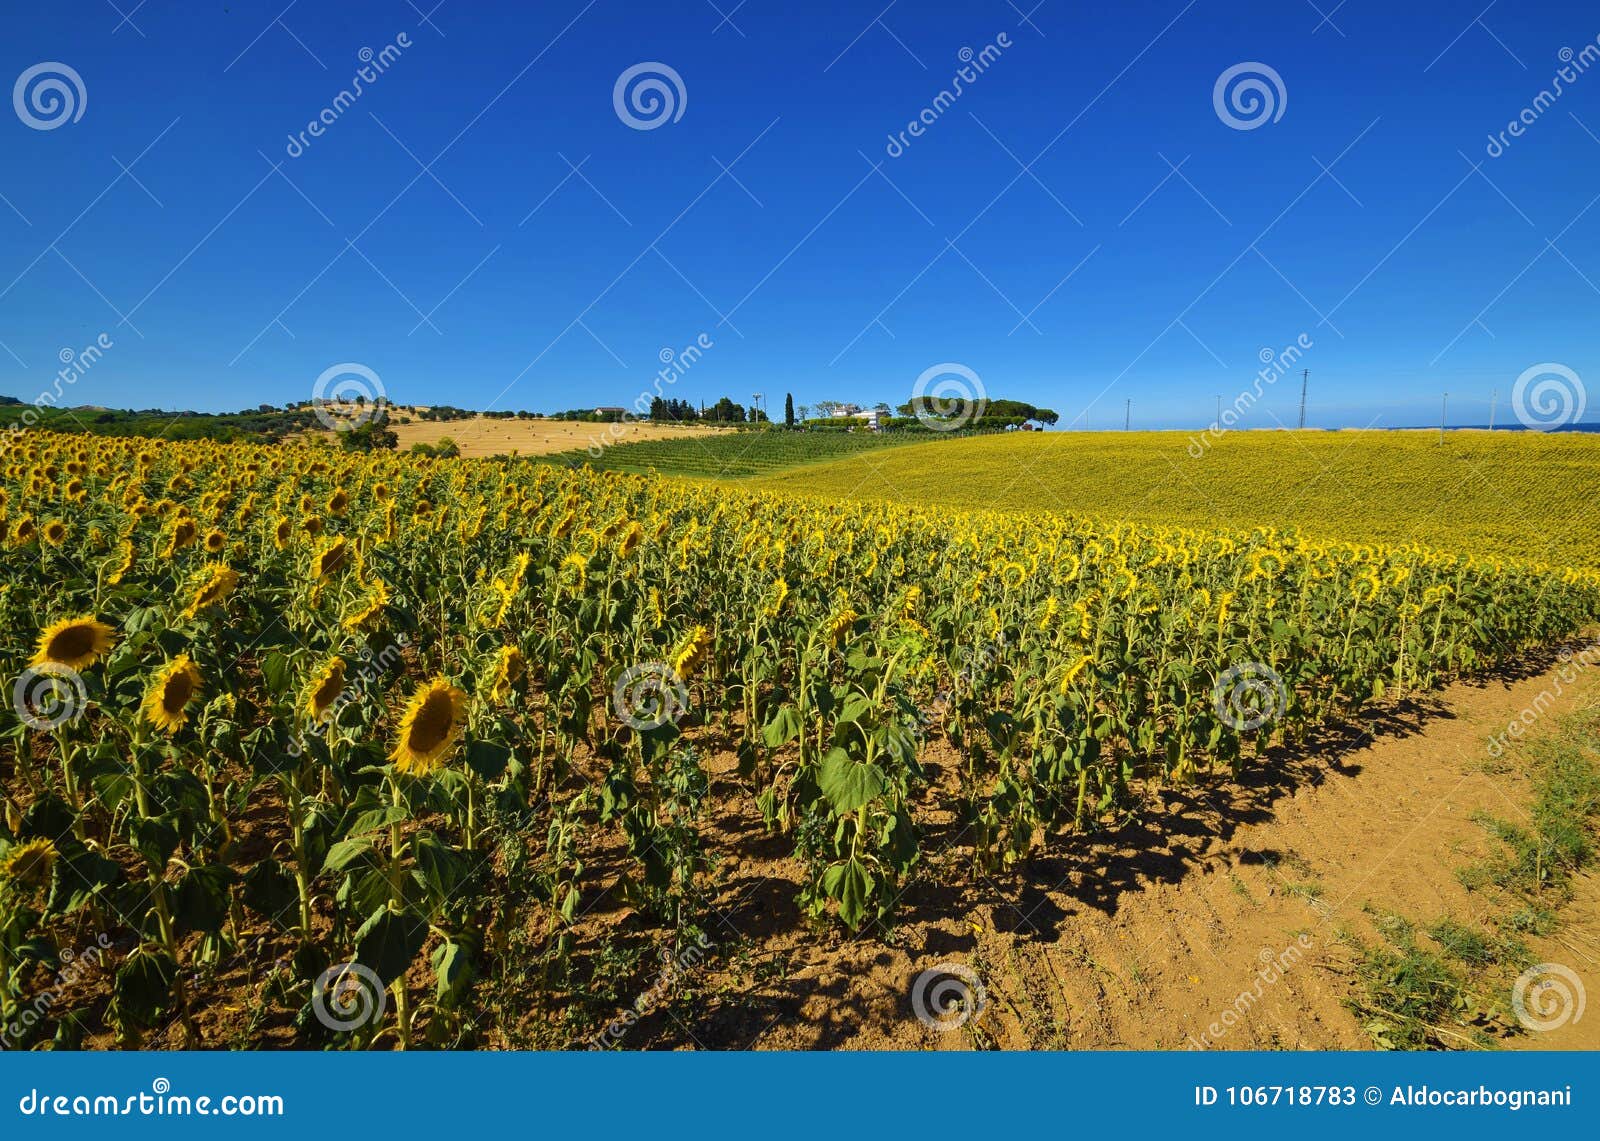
top-left (666, 649), bottom-right (1600, 1050)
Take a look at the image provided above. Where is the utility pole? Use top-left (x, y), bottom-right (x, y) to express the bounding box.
top-left (1489, 388), bottom-right (1497, 431)
top-left (1440, 392), bottom-right (1449, 444)
top-left (1215, 393), bottom-right (1222, 429)
top-left (1124, 398), bottom-right (1131, 431)
top-left (1298, 369), bottom-right (1309, 430)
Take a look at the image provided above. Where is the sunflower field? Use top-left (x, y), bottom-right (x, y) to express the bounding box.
top-left (1, 430), bottom-right (1597, 1049)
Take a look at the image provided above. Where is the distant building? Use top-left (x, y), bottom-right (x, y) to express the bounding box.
top-left (593, 406), bottom-right (626, 417)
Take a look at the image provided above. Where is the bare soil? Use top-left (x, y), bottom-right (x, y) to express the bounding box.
top-left (611, 651), bottom-right (1600, 1051)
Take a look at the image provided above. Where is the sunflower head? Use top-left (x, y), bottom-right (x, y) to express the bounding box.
top-left (391, 679), bottom-right (467, 776)
top-left (31, 616), bottom-right (116, 670)
top-left (203, 528), bottom-right (227, 554)
top-left (313, 536), bottom-right (349, 577)
top-left (488, 646), bottom-right (526, 703)
top-left (305, 656), bottom-right (347, 723)
top-left (0, 838), bottom-right (57, 888)
top-left (41, 519), bottom-right (68, 547)
top-left (182, 564), bottom-right (239, 619)
top-left (671, 625), bottom-right (713, 681)
top-left (141, 654), bottom-right (203, 734)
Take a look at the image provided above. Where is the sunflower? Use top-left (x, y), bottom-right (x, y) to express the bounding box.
top-left (104, 538), bottom-right (135, 585)
top-left (312, 536), bottom-right (349, 578)
top-left (761, 578), bottom-right (790, 620)
top-left (616, 521), bottom-right (644, 558)
top-left (163, 517), bottom-right (198, 555)
top-left (326, 489), bottom-right (350, 517)
top-left (272, 515), bottom-right (293, 549)
top-left (203, 527), bottom-right (227, 554)
top-left (12, 515), bottom-right (36, 544)
top-left (343, 578), bottom-right (390, 631)
top-left (141, 654), bottom-right (202, 734)
top-left (824, 607), bottom-right (858, 648)
top-left (390, 679), bottom-right (467, 775)
top-left (305, 656), bottom-right (346, 723)
top-left (182, 564), bottom-right (239, 619)
top-left (488, 645), bottom-right (526, 703)
top-left (31, 615), bottom-right (116, 670)
top-left (0, 838), bottom-right (57, 887)
top-left (671, 625), bottom-right (714, 681)
top-left (41, 519), bottom-right (68, 546)
top-left (1059, 654), bottom-right (1095, 694)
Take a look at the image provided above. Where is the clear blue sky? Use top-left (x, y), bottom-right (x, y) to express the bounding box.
top-left (3, 0), bottom-right (1598, 428)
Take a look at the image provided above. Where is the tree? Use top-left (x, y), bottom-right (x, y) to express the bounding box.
top-left (784, 392), bottom-right (795, 428)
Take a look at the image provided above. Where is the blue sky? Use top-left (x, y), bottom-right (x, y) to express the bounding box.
top-left (2, 0), bottom-right (1598, 428)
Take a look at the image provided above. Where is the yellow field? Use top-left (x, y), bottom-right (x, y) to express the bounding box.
top-left (750, 430), bottom-right (1600, 569)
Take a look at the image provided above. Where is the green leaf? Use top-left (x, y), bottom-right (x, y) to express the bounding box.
top-left (465, 739), bottom-right (511, 781)
top-left (320, 837), bottom-right (375, 877)
top-left (173, 864), bottom-right (238, 936)
top-left (240, 858), bottom-right (298, 921)
top-left (346, 805), bottom-right (408, 837)
top-left (818, 747), bottom-right (885, 814)
top-left (822, 858), bottom-right (874, 930)
top-left (112, 948), bottom-right (177, 1029)
top-left (354, 906), bottom-right (429, 987)
top-left (760, 704), bottom-right (801, 749)
top-left (431, 941), bottom-right (473, 1007)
